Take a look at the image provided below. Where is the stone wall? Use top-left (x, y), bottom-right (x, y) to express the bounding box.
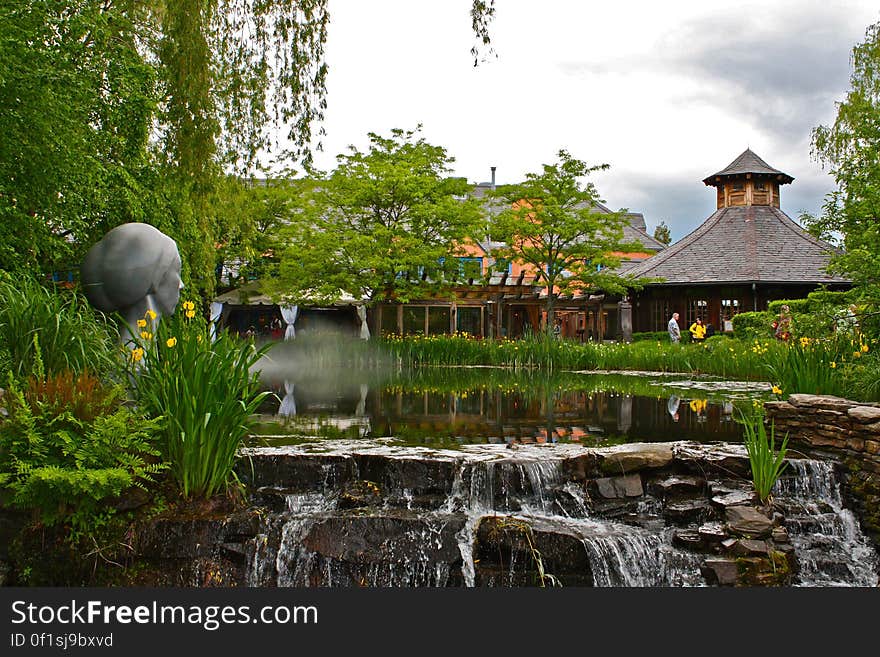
top-left (765, 393), bottom-right (880, 545)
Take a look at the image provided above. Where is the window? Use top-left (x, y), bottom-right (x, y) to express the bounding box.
top-left (687, 299), bottom-right (708, 327)
top-left (652, 300), bottom-right (671, 332)
top-left (457, 257), bottom-right (483, 280)
top-left (381, 306), bottom-right (399, 335)
top-left (403, 306), bottom-right (424, 335)
top-left (427, 306), bottom-right (451, 335)
top-left (754, 182), bottom-right (766, 191)
top-left (732, 183), bottom-right (744, 191)
top-left (457, 306), bottom-right (482, 336)
top-left (721, 299), bottom-right (740, 332)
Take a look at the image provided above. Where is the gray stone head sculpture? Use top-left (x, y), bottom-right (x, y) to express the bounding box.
top-left (80, 223), bottom-right (183, 345)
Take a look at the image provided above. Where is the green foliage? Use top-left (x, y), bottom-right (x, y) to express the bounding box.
top-left (267, 127), bottom-right (484, 306)
top-left (732, 311), bottom-right (774, 341)
top-left (736, 408), bottom-right (789, 505)
top-left (652, 221), bottom-right (672, 246)
top-left (631, 331), bottom-right (674, 342)
top-left (0, 274), bottom-right (117, 381)
top-left (129, 300), bottom-right (273, 498)
top-left (809, 21), bottom-right (880, 306)
top-left (762, 336), bottom-right (852, 398)
top-left (488, 150), bottom-right (652, 333)
top-left (0, 372), bottom-right (165, 530)
top-left (0, 0), bottom-right (162, 278)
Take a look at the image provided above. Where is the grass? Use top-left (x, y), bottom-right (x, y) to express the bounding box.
top-left (0, 273), bottom-right (117, 380)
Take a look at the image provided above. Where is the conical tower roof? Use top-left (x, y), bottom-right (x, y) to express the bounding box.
top-left (702, 149), bottom-right (794, 186)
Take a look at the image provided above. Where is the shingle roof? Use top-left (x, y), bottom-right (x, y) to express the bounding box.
top-left (702, 149), bottom-right (794, 186)
top-left (626, 205), bottom-right (847, 285)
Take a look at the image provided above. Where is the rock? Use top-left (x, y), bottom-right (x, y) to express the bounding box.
top-left (730, 539), bottom-right (770, 557)
top-left (672, 529), bottom-right (704, 550)
top-left (338, 480), bottom-right (382, 509)
top-left (848, 406), bottom-right (880, 423)
top-left (664, 499), bottom-right (712, 525)
top-left (725, 506), bottom-right (773, 539)
top-left (787, 394), bottom-right (854, 411)
top-left (598, 443), bottom-right (674, 474)
top-left (771, 527), bottom-right (790, 544)
top-left (701, 558), bottom-right (739, 586)
top-left (595, 474), bottom-right (643, 498)
top-left (650, 475), bottom-right (705, 497)
top-left (698, 521), bottom-right (729, 547)
top-left (711, 489), bottom-right (755, 509)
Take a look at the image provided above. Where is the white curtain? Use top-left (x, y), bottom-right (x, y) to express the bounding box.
top-left (278, 380), bottom-right (297, 417)
top-left (355, 383), bottom-right (369, 416)
top-left (209, 301), bottom-right (224, 341)
top-left (356, 304), bottom-right (370, 339)
top-left (280, 305), bottom-right (299, 340)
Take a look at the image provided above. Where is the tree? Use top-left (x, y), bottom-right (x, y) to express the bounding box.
top-left (809, 21), bottom-right (880, 303)
top-left (0, 1), bottom-right (497, 293)
top-left (488, 150), bottom-right (646, 333)
top-left (266, 127), bottom-right (483, 306)
top-left (653, 221), bottom-right (672, 246)
top-left (0, 1), bottom-right (162, 278)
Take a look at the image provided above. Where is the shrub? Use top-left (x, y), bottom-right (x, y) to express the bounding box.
top-left (0, 372), bottom-right (165, 531)
top-left (631, 331), bottom-right (670, 343)
top-left (732, 311), bottom-right (774, 340)
top-left (0, 273), bottom-right (117, 381)
top-left (129, 301), bottom-right (273, 499)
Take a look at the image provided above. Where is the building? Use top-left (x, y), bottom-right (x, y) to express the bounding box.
top-left (626, 149), bottom-right (850, 334)
top-left (372, 172), bottom-right (664, 340)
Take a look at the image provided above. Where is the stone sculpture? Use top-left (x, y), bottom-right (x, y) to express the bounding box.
top-left (80, 222), bottom-right (183, 344)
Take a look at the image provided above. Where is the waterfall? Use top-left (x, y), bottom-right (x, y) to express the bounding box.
top-left (774, 458), bottom-right (879, 587)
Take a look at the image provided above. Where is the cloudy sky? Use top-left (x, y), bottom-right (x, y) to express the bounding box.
top-left (298, 0), bottom-right (879, 242)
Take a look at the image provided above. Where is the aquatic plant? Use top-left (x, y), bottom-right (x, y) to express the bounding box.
top-left (130, 302), bottom-right (273, 498)
top-left (737, 408), bottom-right (789, 505)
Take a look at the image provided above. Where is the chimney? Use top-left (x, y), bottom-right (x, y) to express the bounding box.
top-left (490, 166), bottom-right (496, 190)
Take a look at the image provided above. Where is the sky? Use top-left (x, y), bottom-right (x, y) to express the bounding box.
top-left (292, 0), bottom-right (880, 243)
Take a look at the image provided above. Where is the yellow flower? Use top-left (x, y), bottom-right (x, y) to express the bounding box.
top-left (182, 300), bottom-right (195, 311)
top-left (861, 344), bottom-right (869, 353)
top-left (137, 319), bottom-right (147, 328)
top-left (145, 309), bottom-right (157, 320)
top-left (166, 337), bottom-right (178, 348)
top-left (140, 331), bottom-right (152, 340)
top-left (830, 361), bottom-right (837, 369)
top-left (130, 347), bottom-right (144, 362)
top-left (185, 310), bottom-right (196, 319)
top-left (772, 385), bottom-right (783, 395)
top-left (854, 351), bottom-right (862, 359)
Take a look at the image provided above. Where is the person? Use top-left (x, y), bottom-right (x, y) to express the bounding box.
top-left (689, 317), bottom-right (706, 342)
top-left (705, 323), bottom-right (716, 338)
top-left (667, 394), bottom-right (680, 422)
top-left (773, 305), bottom-right (792, 341)
top-left (553, 320), bottom-right (561, 339)
top-left (668, 312), bottom-right (681, 343)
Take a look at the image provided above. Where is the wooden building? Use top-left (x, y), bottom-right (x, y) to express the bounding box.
top-left (372, 188), bottom-right (665, 340)
top-left (626, 149), bottom-right (849, 333)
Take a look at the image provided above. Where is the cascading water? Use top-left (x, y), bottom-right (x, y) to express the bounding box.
top-left (773, 459), bottom-right (879, 587)
top-left (242, 443), bottom-right (879, 587)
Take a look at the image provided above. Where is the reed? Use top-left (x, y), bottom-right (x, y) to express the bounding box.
top-left (130, 302), bottom-right (273, 498)
top-left (737, 408), bottom-right (789, 505)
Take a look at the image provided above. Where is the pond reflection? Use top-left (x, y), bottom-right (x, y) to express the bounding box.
top-left (251, 366), bottom-right (771, 449)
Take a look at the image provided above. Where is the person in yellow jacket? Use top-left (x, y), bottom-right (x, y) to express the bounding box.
top-left (689, 317), bottom-right (706, 342)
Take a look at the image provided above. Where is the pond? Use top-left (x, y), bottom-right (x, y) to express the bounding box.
top-left (250, 363), bottom-right (773, 449)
